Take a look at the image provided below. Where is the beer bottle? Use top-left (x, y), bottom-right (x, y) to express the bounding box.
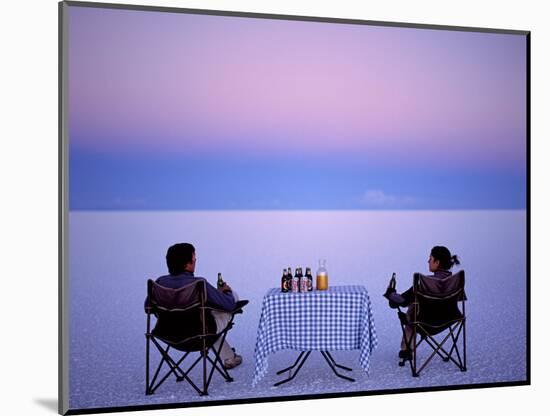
top-left (390, 272), bottom-right (396, 290)
top-left (299, 267), bottom-right (307, 292)
top-left (305, 267), bottom-right (313, 292)
top-left (217, 272), bottom-right (225, 289)
top-left (286, 267), bottom-right (292, 292)
top-left (292, 268), bottom-right (299, 293)
top-left (281, 268), bottom-right (289, 292)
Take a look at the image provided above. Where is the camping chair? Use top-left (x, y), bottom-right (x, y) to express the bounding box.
top-left (145, 278), bottom-right (248, 396)
top-left (398, 270), bottom-right (466, 377)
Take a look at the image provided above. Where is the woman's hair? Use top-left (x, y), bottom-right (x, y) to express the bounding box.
top-left (166, 243), bottom-right (195, 275)
top-left (430, 246), bottom-right (460, 270)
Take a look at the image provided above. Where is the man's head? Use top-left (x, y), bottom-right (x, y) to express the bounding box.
top-left (166, 243), bottom-right (196, 275)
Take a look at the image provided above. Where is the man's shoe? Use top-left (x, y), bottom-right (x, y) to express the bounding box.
top-left (398, 349), bottom-right (412, 360)
top-left (224, 353), bottom-right (242, 370)
top-left (398, 349), bottom-right (412, 367)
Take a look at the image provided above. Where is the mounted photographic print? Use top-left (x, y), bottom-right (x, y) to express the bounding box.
top-left (59, 1), bottom-right (530, 414)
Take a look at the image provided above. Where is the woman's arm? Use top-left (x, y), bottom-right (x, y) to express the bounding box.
top-left (384, 286), bottom-right (413, 308)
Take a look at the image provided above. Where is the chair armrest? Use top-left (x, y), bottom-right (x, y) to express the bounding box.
top-left (204, 300), bottom-right (249, 316)
top-left (232, 300), bottom-right (249, 315)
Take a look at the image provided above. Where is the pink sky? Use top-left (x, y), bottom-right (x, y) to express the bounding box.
top-left (69, 7), bottom-right (526, 170)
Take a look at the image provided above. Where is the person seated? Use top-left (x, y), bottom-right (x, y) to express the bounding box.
top-left (150, 243), bottom-right (243, 369)
top-left (384, 245), bottom-right (461, 361)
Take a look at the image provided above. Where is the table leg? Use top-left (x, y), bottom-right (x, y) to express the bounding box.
top-left (273, 351), bottom-right (311, 386)
top-left (320, 351), bottom-right (355, 382)
top-left (274, 351), bottom-right (355, 386)
top-left (323, 351), bottom-right (353, 372)
top-left (276, 351), bottom-right (306, 375)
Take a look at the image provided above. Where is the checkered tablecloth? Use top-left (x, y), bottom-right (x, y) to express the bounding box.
top-left (252, 285), bottom-right (377, 386)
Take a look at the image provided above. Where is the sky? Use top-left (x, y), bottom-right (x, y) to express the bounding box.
top-left (68, 5), bottom-right (527, 210)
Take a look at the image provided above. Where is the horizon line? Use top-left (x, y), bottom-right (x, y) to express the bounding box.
top-left (69, 208), bottom-right (527, 213)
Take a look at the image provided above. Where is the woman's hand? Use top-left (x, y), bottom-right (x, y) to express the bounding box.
top-left (383, 286), bottom-right (396, 299)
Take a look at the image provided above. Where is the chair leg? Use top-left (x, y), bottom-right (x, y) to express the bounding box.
top-left (200, 317), bottom-right (241, 393)
top-left (150, 338), bottom-right (203, 396)
top-left (198, 335), bottom-right (229, 396)
top-left (206, 353), bottom-right (233, 382)
top-left (462, 319), bottom-right (467, 371)
top-left (420, 334), bottom-right (454, 374)
top-left (446, 323), bottom-right (465, 369)
top-left (412, 324), bottom-right (419, 377)
top-left (149, 355), bottom-right (167, 393)
top-left (449, 321), bottom-right (467, 371)
top-left (146, 319), bottom-right (244, 396)
top-left (147, 343), bottom-right (182, 395)
top-left (178, 353), bottom-right (202, 382)
top-left (398, 319), bottom-right (412, 367)
top-left (174, 351), bottom-right (191, 381)
top-left (211, 328), bottom-right (234, 381)
top-left (150, 346), bottom-right (191, 390)
top-left (414, 324), bottom-right (466, 376)
top-left (145, 334), bottom-right (151, 395)
top-left (147, 317), bottom-right (243, 396)
top-left (398, 322), bottom-right (420, 373)
top-left (207, 343), bottom-right (234, 382)
top-left (202, 349), bottom-right (208, 396)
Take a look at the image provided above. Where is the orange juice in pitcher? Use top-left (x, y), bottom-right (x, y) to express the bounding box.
top-left (316, 259), bottom-right (328, 290)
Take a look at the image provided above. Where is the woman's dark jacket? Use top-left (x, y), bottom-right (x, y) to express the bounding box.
top-left (388, 270), bottom-right (466, 328)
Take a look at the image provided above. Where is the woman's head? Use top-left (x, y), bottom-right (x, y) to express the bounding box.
top-left (428, 246), bottom-right (460, 272)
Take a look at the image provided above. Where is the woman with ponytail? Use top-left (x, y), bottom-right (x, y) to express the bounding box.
top-left (384, 245), bottom-right (461, 360)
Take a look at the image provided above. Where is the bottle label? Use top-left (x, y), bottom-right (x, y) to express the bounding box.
top-left (292, 277), bottom-right (299, 293)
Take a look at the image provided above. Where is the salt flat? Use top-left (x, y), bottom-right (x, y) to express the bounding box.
top-left (68, 210), bottom-right (527, 410)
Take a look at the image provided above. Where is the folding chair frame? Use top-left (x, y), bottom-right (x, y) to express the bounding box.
top-left (399, 273), bottom-right (467, 377)
top-left (145, 281), bottom-right (245, 396)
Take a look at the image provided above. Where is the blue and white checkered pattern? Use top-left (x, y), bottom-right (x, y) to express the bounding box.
top-left (252, 285), bottom-right (377, 386)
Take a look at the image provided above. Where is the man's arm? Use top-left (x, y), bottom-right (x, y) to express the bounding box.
top-left (204, 280), bottom-right (237, 311)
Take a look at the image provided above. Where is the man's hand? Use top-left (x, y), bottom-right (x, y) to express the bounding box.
top-left (219, 283), bottom-right (233, 294)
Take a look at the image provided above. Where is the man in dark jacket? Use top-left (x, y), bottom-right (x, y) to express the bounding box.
top-left (152, 243), bottom-right (242, 369)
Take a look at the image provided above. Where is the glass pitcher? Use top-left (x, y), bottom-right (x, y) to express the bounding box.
top-left (316, 259), bottom-right (328, 290)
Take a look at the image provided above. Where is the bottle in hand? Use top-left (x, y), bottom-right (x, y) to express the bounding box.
top-left (390, 272), bottom-right (396, 290)
top-left (217, 272), bottom-right (225, 289)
